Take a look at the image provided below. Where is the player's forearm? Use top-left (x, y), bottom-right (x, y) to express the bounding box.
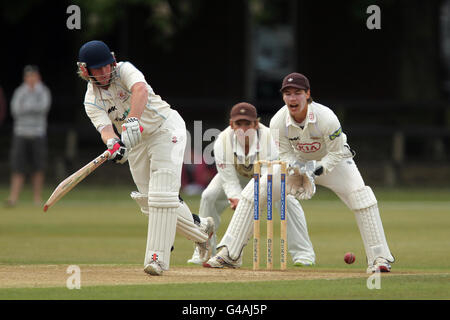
top-left (128, 82), bottom-right (148, 119)
top-left (216, 164), bottom-right (242, 199)
top-left (100, 125), bottom-right (119, 144)
top-left (277, 137), bottom-right (298, 164)
top-left (319, 137), bottom-right (347, 174)
top-left (223, 182), bottom-right (242, 200)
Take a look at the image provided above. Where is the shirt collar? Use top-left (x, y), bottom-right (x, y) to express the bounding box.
top-left (285, 103), bottom-right (316, 129)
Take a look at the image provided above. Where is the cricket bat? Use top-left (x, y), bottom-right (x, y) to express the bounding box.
top-left (43, 150), bottom-right (111, 212)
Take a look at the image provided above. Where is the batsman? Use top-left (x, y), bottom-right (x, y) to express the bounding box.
top-left (77, 40), bottom-right (214, 276)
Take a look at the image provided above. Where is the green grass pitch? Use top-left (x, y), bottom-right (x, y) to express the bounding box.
top-left (0, 184), bottom-right (449, 300)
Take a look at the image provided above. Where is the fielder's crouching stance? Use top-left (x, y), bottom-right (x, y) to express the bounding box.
top-left (198, 103), bottom-right (315, 268)
top-left (271, 73), bottom-right (395, 273)
top-left (77, 40), bottom-right (213, 276)
top-left (204, 158), bottom-right (311, 268)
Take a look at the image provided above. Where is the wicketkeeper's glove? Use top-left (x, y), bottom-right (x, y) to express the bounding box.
top-left (286, 160), bottom-right (317, 200)
top-left (107, 138), bottom-right (128, 164)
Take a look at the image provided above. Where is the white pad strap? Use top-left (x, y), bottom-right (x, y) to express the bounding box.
top-left (347, 186), bottom-right (377, 210)
top-left (131, 191), bottom-right (149, 215)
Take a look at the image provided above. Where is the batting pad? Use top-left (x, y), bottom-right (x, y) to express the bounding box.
top-left (131, 191), bottom-right (209, 243)
top-left (350, 187), bottom-right (394, 265)
top-left (347, 186), bottom-right (377, 211)
top-left (176, 201), bottom-right (209, 243)
top-left (218, 196), bottom-right (254, 261)
top-left (148, 168), bottom-right (180, 208)
top-left (145, 169), bottom-right (181, 270)
top-left (145, 207), bottom-right (178, 270)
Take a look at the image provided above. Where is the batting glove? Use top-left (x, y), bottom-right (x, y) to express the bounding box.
top-left (121, 117), bottom-right (142, 148)
top-left (107, 138), bottom-right (128, 164)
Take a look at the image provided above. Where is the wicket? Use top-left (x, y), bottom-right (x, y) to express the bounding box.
top-left (253, 160), bottom-right (287, 271)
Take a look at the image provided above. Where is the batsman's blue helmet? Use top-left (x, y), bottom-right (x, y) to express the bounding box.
top-left (78, 40), bottom-right (115, 69)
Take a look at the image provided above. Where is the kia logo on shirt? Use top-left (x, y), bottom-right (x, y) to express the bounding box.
top-left (296, 142), bottom-right (321, 153)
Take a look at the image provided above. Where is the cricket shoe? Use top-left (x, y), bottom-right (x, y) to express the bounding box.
top-left (203, 247), bottom-right (242, 269)
top-left (293, 259), bottom-right (315, 267)
top-left (187, 247), bottom-right (203, 265)
top-left (367, 257), bottom-right (392, 273)
top-left (195, 217), bottom-right (215, 263)
top-left (144, 261), bottom-right (164, 276)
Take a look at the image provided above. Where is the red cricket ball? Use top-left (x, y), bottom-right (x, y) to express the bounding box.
top-left (344, 252), bottom-right (356, 264)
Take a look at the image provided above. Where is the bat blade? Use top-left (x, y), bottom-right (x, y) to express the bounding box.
top-left (43, 150), bottom-right (111, 212)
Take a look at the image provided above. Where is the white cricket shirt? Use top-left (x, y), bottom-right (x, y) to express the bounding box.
top-left (270, 102), bottom-right (353, 175)
top-left (214, 123), bottom-right (279, 199)
top-left (83, 61), bottom-right (171, 136)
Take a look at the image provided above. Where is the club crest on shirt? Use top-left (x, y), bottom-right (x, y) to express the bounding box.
top-left (117, 90), bottom-right (129, 101)
top-left (217, 163), bottom-right (226, 169)
top-left (295, 142), bottom-right (321, 153)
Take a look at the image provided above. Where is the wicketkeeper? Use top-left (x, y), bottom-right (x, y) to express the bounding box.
top-left (271, 73), bottom-right (395, 273)
top-left (199, 102), bottom-right (315, 268)
top-left (206, 73), bottom-right (395, 273)
top-left (77, 40), bottom-right (214, 276)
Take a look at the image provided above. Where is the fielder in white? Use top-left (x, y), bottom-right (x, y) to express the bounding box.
top-left (77, 40), bottom-right (214, 276)
top-left (199, 102), bottom-right (315, 268)
top-left (271, 72), bottom-right (395, 273)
